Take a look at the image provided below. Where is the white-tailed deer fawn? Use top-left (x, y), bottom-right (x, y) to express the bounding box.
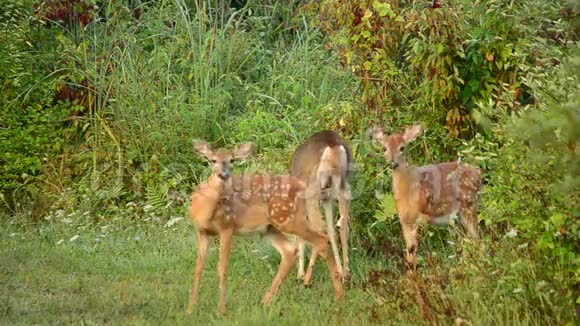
top-left (290, 131), bottom-right (353, 283)
top-left (188, 141), bottom-right (343, 314)
top-left (371, 125), bottom-right (481, 268)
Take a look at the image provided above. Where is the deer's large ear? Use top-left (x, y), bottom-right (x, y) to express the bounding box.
top-left (232, 142), bottom-right (252, 160)
top-left (369, 126), bottom-right (386, 146)
top-left (194, 141), bottom-right (213, 158)
top-left (403, 125), bottom-right (422, 144)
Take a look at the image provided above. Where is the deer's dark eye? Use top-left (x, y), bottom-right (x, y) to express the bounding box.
top-left (211, 159), bottom-right (217, 163)
top-left (399, 146), bottom-right (405, 152)
top-left (229, 159), bottom-right (234, 164)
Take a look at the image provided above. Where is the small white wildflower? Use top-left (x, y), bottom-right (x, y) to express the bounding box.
top-left (535, 280), bottom-right (547, 291)
top-left (69, 235), bottom-right (79, 242)
top-left (538, 280), bottom-right (547, 287)
top-left (454, 317), bottom-right (471, 326)
top-left (517, 242), bottom-right (529, 249)
top-left (447, 240), bottom-right (456, 246)
top-left (512, 288), bottom-right (524, 294)
top-left (143, 205), bottom-right (154, 213)
top-left (55, 210), bottom-right (65, 218)
top-left (165, 217), bottom-right (183, 228)
top-left (505, 228), bottom-right (518, 238)
top-left (62, 218), bottom-right (73, 225)
top-left (134, 236), bottom-right (141, 241)
top-left (95, 238), bottom-right (101, 243)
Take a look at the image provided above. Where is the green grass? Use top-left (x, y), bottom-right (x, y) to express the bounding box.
top-left (0, 218), bottom-right (575, 325)
top-left (0, 220), bottom-right (374, 325)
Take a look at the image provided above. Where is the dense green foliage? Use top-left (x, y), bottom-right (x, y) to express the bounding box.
top-left (0, 0), bottom-right (578, 323)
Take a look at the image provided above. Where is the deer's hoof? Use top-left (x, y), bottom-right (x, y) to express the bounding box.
top-left (186, 302), bottom-right (195, 314)
top-left (262, 293), bottom-right (274, 305)
top-left (341, 271), bottom-right (352, 285)
top-left (335, 287), bottom-right (345, 300)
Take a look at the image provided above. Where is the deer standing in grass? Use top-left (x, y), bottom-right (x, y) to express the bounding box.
top-left (290, 131), bottom-right (353, 283)
top-left (188, 141), bottom-right (343, 314)
top-left (371, 125), bottom-right (481, 268)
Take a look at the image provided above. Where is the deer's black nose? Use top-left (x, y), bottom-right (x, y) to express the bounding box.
top-left (391, 161), bottom-right (399, 169)
top-left (218, 170), bottom-right (231, 180)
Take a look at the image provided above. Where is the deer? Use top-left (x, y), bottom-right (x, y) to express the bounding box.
top-left (187, 141), bottom-right (343, 314)
top-left (290, 131), bottom-right (353, 283)
top-left (371, 125), bottom-right (481, 269)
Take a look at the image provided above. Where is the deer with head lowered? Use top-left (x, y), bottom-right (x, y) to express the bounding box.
top-left (188, 141), bottom-right (343, 314)
top-left (371, 125), bottom-right (481, 268)
top-left (290, 131), bottom-right (353, 283)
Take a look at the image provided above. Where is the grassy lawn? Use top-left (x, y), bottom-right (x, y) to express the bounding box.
top-left (0, 219), bottom-right (575, 325)
top-left (0, 219), bottom-right (376, 325)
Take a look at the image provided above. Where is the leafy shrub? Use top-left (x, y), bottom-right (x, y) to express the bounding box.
top-left (0, 0), bottom-right (78, 213)
top-left (476, 50), bottom-right (579, 286)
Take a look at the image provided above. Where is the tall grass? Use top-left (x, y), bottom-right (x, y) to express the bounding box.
top-left (31, 0), bottom-right (357, 218)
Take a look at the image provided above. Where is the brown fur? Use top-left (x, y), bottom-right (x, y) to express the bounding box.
top-left (188, 142), bottom-right (343, 314)
top-left (290, 130), bottom-right (352, 182)
top-left (372, 126), bottom-right (481, 268)
top-left (290, 130), bottom-right (353, 282)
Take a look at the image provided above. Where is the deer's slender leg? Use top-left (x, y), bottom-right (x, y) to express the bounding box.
top-left (217, 228), bottom-right (234, 314)
top-left (262, 228), bottom-right (298, 305)
top-left (323, 199), bottom-right (343, 277)
top-left (283, 198), bottom-right (344, 300)
top-left (303, 246), bottom-right (319, 286)
top-left (187, 230), bottom-right (209, 314)
top-left (297, 239), bottom-right (306, 280)
top-left (337, 187), bottom-right (351, 281)
top-left (301, 184), bottom-right (324, 283)
top-left (401, 222), bottom-right (419, 270)
top-left (460, 204), bottom-right (479, 239)
top-left (284, 219), bottom-right (343, 300)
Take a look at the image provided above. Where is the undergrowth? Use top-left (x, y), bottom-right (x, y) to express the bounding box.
top-left (0, 0), bottom-right (578, 323)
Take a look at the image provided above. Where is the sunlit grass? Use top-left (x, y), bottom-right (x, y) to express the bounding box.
top-left (0, 219), bottom-right (575, 324)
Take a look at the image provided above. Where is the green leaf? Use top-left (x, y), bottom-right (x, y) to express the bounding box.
top-left (364, 61), bottom-right (372, 70)
top-left (373, 1), bottom-right (395, 18)
top-left (549, 213), bottom-right (566, 228)
top-left (376, 193), bottom-right (397, 221)
top-left (362, 8), bottom-right (373, 22)
top-left (469, 79), bottom-right (480, 91)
